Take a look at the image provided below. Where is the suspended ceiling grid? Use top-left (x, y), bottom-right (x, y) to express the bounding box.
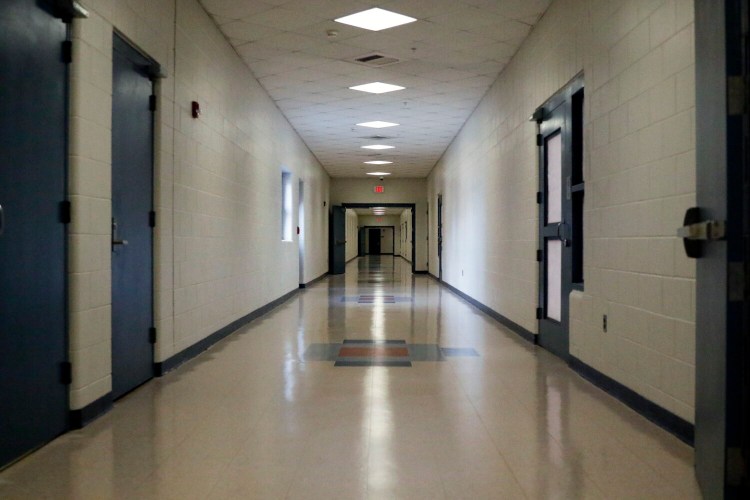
top-left (199, 0), bottom-right (552, 178)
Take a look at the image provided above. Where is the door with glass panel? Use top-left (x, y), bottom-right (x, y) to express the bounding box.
top-left (536, 77), bottom-right (584, 360)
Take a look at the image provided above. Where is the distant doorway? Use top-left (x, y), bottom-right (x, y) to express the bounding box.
top-left (368, 228), bottom-right (381, 254)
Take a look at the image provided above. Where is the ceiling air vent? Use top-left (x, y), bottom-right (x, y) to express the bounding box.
top-left (353, 53), bottom-right (400, 67)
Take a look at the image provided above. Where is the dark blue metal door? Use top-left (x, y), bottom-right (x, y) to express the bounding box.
top-left (330, 206), bottom-right (346, 274)
top-left (694, 1), bottom-right (749, 496)
top-left (0, 0), bottom-right (69, 467)
top-left (111, 35), bottom-right (154, 399)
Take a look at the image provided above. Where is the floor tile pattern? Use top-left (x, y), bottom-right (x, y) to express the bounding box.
top-left (0, 256), bottom-right (702, 499)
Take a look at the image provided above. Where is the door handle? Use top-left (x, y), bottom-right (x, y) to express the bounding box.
top-left (112, 218), bottom-right (128, 251)
top-left (0, 203), bottom-right (4, 236)
top-left (678, 207), bottom-right (726, 258)
top-left (556, 221), bottom-right (569, 247)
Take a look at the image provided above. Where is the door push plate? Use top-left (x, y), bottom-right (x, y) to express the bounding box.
top-left (677, 207), bottom-right (726, 258)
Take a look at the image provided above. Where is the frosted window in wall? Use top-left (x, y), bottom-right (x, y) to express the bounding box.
top-left (282, 172), bottom-right (292, 241)
top-left (546, 132), bottom-right (562, 224)
top-left (547, 239), bottom-right (562, 322)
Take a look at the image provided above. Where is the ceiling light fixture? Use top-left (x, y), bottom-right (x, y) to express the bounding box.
top-left (335, 8), bottom-right (416, 32)
top-left (349, 82), bottom-right (405, 94)
top-left (361, 145), bottom-right (394, 150)
top-left (365, 160), bottom-right (392, 165)
top-left (366, 172), bottom-right (391, 176)
top-left (357, 121), bottom-right (399, 128)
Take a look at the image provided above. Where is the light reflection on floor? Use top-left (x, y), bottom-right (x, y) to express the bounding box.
top-left (0, 256), bottom-right (700, 499)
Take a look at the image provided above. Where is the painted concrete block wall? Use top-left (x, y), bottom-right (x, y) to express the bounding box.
top-left (427, 0), bottom-right (696, 422)
top-left (171, 0), bottom-right (329, 357)
top-left (68, 0), bottom-right (176, 410)
top-left (330, 179), bottom-right (427, 271)
top-left (400, 209), bottom-right (413, 262)
top-left (345, 209), bottom-right (358, 262)
top-left (68, 0), bottom-right (329, 409)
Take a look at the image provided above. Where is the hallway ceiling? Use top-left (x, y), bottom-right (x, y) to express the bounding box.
top-left (199, 0), bottom-right (552, 178)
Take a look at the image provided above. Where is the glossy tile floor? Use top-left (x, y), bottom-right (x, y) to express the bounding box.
top-left (0, 256), bottom-right (701, 499)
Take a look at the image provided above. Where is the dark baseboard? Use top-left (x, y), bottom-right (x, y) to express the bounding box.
top-left (300, 271), bottom-right (329, 289)
top-left (569, 357), bottom-right (694, 445)
top-left (433, 275), bottom-right (536, 344)
top-left (413, 270), bottom-right (428, 275)
top-left (69, 392), bottom-right (113, 429)
top-left (428, 273), bottom-right (694, 445)
top-left (154, 288), bottom-right (299, 376)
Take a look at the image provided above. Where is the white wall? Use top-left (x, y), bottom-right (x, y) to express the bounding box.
top-left (400, 209), bottom-right (413, 262)
top-left (427, 0), bottom-right (695, 423)
top-left (345, 209), bottom-right (358, 262)
top-left (67, 0), bottom-right (329, 409)
top-left (330, 178), bottom-right (427, 271)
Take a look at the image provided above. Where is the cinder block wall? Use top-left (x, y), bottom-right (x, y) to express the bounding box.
top-left (428, 0), bottom-right (696, 422)
top-left (68, 0), bottom-right (330, 410)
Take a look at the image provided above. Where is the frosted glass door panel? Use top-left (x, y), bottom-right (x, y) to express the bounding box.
top-left (547, 239), bottom-right (562, 322)
top-left (546, 132), bottom-right (562, 224)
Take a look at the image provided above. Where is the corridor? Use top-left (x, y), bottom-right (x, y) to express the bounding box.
top-left (0, 257), bottom-right (699, 499)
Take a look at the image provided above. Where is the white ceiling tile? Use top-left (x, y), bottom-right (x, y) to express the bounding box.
top-left (220, 21), bottom-right (284, 42)
top-left (199, 0), bottom-right (551, 178)
top-left (244, 7), bottom-right (327, 31)
top-left (201, 0), bottom-right (274, 20)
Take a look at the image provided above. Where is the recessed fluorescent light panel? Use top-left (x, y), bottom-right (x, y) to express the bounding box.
top-left (362, 145), bottom-right (394, 150)
top-left (366, 172), bottom-right (391, 176)
top-left (357, 121), bottom-right (399, 128)
top-left (365, 161), bottom-right (392, 165)
top-left (335, 8), bottom-right (416, 32)
top-left (349, 82), bottom-right (405, 94)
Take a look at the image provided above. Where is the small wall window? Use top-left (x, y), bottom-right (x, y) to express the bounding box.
top-left (281, 172), bottom-right (292, 241)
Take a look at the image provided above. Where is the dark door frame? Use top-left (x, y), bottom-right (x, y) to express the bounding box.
top-left (694, 1), bottom-right (749, 497)
top-left (363, 225), bottom-right (395, 255)
top-left (534, 74), bottom-right (584, 361)
top-left (111, 33), bottom-right (157, 399)
top-left (341, 203), bottom-right (416, 273)
top-left (437, 194), bottom-right (443, 281)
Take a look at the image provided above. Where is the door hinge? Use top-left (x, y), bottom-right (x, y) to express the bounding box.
top-left (149, 327), bottom-right (157, 344)
top-left (149, 95), bottom-right (157, 112)
top-left (149, 210), bottom-right (156, 228)
top-left (60, 361), bottom-right (72, 385)
top-left (727, 76), bottom-right (748, 115)
top-left (536, 134), bottom-right (543, 147)
top-left (728, 261), bottom-right (746, 302)
top-left (60, 200), bottom-right (72, 224)
top-left (536, 191), bottom-right (542, 204)
top-left (536, 307), bottom-right (543, 319)
top-left (536, 250), bottom-right (542, 262)
top-left (62, 41), bottom-right (73, 64)
top-left (727, 447), bottom-right (745, 486)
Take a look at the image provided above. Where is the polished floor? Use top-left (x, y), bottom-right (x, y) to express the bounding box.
top-left (0, 256), bottom-right (701, 499)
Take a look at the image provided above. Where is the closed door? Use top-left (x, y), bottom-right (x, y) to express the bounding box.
top-left (358, 228), bottom-right (366, 256)
top-left (0, 0), bottom-right (69, 467)
top-left (330, 206), bottom-right (346, 274)
top-left (437, 195), bottom-right (443, 280)
top-left (694, 1), bottom-right (749, 496)
top-left (368, 228), bottom-right (381, 254)
top-left (537, 78), bottom-right (584, 360)
top-left (111, 35), bottom-right (154, 399)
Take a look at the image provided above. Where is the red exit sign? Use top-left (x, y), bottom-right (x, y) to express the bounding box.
top-left (374, 185), bottom-right (384, 193)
